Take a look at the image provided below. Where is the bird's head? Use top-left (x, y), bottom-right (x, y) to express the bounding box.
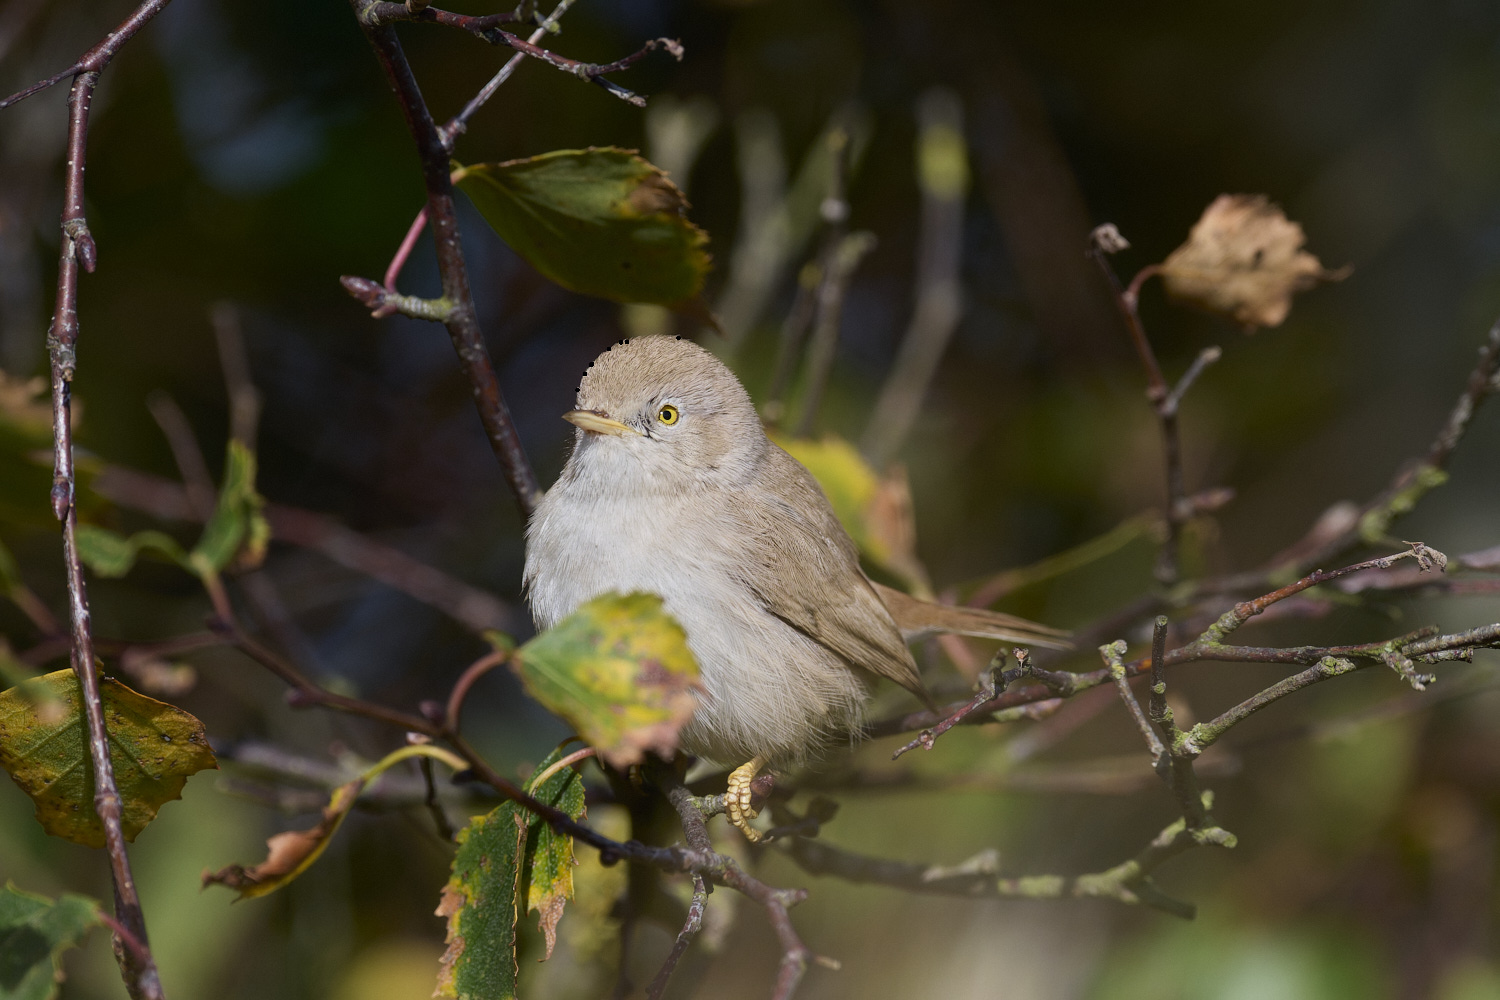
top-left (563, 336), bottom-right (766, 489)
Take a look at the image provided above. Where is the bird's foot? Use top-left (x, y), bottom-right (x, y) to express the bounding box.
top-left (725, 756), bottom-right (767, 842)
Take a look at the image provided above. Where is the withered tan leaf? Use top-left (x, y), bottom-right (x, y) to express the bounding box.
top-left (202, 778), bottom-right (365, 899)
top-left (1159, 194), bottom-right (1347, 330)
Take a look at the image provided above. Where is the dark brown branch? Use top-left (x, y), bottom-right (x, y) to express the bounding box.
top-left (439, 0), bottom-right (579, 148)
top-left (645, 875), bottom-right (707, 1000)
top-left (359, 2), bottom-right (683, 108)
top-left (1087, 228), bottom-right (1221, 586)
top-left (349, 5), bottom-right (542, 515)
top-left (19, 4), bottom-right (179, 996)
top-left (1102, 640), bottom-right (1165, 759)
top-left (0, 0), bottom-right (171, 109)
top-left (656, 770), bottom-right (833, 1000)
top-left (889, 646), bottom-right (1063, 760)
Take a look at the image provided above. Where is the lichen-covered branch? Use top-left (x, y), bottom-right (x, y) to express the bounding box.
top-left (779, 799), bottom-right (1233, 920)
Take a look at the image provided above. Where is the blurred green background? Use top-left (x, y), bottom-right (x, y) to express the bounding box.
top-left (2, 0), bottom-right (1499, 998)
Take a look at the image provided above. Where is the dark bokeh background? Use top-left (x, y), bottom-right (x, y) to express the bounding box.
top-left (2, 1), bottom-right (1499, 998)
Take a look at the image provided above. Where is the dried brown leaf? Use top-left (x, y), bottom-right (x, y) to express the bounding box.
top-left (202, 777), bottom-right (365, 899)
top-left (1159, 194), bottom-right (1347, 330)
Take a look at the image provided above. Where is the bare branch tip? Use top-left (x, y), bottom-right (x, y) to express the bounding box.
top-left (1090, 223), bottom-right (1130, 255)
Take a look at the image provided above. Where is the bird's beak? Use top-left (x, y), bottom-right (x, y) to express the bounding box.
top-left (563, 409), bottom-right (643, 437)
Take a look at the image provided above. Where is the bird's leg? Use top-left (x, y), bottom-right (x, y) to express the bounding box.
top-left (725, 756), bottom-right (767, 842)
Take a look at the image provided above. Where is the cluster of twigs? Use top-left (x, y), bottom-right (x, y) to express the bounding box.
top-left (5, 2), bottom-right (1500, 999)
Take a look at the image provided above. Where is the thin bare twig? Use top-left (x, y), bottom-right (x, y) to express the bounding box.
top-left (348, 3), bottom-right (542, 515)
top-left (356, 2), bottom-right (681, 108)
top-left (10, 3), bottom-right (179, 995)
top-left (868, 543), bottom-right (1493, 740)
top-left (1101, 640), bottom-right (1164, 759)
top-left (656, 770), bottom-right (835, 1000)
top-left (439, 0), bottom-right (578, 148)
top-left (645, 875), bottom-right (707, 1000)
top-left (444, 646), bottom-right (510, 732)
top-left (1087, 228), bottom-right (1222, 585)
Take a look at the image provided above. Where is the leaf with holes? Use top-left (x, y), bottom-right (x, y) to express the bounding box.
top-left (0, 883), bottom-right (102, 1000)
top-left (455, 148), bottom-right (711, 307)
top-left (513, 592), bottom-right (700, 769)
top-left (0, 670), bottom-right (217, 848)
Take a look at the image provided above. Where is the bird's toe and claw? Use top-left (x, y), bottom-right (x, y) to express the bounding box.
top-left (725, 756), bottom-right (767, 842)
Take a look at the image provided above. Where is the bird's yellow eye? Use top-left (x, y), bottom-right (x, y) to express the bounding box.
top-left (658, 404), bottom-right (680, 425)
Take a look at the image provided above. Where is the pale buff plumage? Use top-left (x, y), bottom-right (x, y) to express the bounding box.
top-left (524, 336), bottom-right (1066, 832)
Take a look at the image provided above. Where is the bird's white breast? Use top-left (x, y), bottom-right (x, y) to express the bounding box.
top-left (524, 448), bottom-right (866, 765)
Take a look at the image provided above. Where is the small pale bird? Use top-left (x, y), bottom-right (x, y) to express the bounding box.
top-left (524, 336), bottom-right (1067, 839)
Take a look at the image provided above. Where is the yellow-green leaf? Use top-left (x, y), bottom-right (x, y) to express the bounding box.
top-left (190, 440), bottom-right (268, 575)
top-left (0, 883), bottom-right (102, 1000)
top-left (437, 804), bottom-right (525, 1000)
top-left (204, 744), bottom-right (466, 900)
top-left (0, 670), bottom-right (217, 848)
top-left (522, 746), bottom-right (587, 961)
top-left (435, 745), bottom-right (589, 998)
top-left (513, 593), bottom-right (700, 769)
top-left (455, 148), bottom-right (711, 307)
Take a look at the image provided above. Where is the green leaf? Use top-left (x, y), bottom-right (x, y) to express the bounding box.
top-left (0, 670), bottom-right (218, 847)
top-left (74, 526), bottom-right (188, 579)
top-left (435, 746), bottom-right (589, 998)
top-left (437, 804), bottom-right (525, 1000)
top-left (0, 883), bottom-right (102, 1000)
top-left (513, 592), bottom-right (700, 769)
top-left (455, 148), bottom-right (711, 307)
top-left (190, 440), bottom-right (268, 576)
top-left (204, 744), bottom-right (466, 900)
top-left (521, 746), bottom-right (586, 961)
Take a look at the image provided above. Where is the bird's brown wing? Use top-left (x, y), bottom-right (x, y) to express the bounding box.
top-left (728, 445), bottom-right (928, 700)
top-left (873, 583), bottom-right (1073, 650)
